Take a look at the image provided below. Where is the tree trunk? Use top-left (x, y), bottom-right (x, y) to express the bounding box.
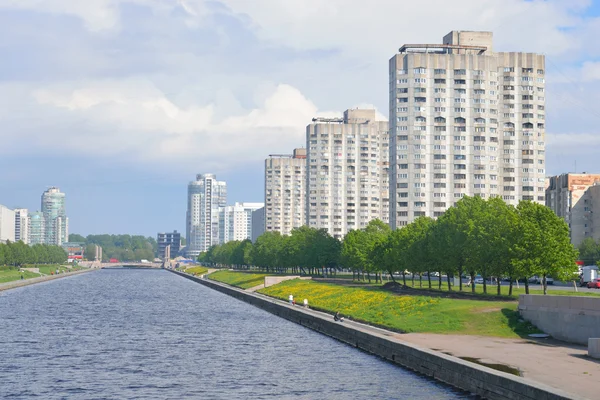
top-left (402, 271), bottom-right (407, 287)
top-left (483, 275), bottom-right (487, 294)
top-left (524, 278), bottom-right (530, 295)
top-left (543, 274), bottom-right (548, 295)
top-left (427, 272), bottom-right (432, 289)
top-left (470, 272), bottom-right (475, 293)
top-left (411, 272), bottom-right (415, 288)
top-left (458, 268), bottom-right (463, 291)
top-left (388, 270), bottom-right (396, 282)
top-left (367, 273), bottom-right (371, 283)
top-left (447, 274), bottom-right (451, 291)
top-left (497, 278), bottom-right (501, 296)
top-left (509, 278), bottom-right (514, 296)
top-left (438, 271), bottom-right (442, 290)
top-left (419, 273), bottom-right (422, 288)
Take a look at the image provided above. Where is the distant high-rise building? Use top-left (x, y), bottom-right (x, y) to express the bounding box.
top-left (41, 187), bottom-right (68, 245)
top-left (251, 207), bottom-right (265, 242)
top-left (157, 231), bottom-right (181, 260)
top-left (0, 204), bottom-right (16, 243)
top-left (306, 109), bottom-right (389, 239)
top-left (28, 211), bottom-right (45, 245)
top-left (186, 174), bottom-right (227, 257)
top-left (546, 173), bottom-right (600, 246)
top-left (389, 31), bottom-right (546, 228)
top-left (264, 148), bottom-right (306, 235)
top-left (14, 208), bottom-right (29, 244)
top-left (219, 202), bottom-right (264, 244)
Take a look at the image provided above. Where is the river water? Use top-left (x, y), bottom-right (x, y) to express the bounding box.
top-left (0, 269), bottom-right (474, 399)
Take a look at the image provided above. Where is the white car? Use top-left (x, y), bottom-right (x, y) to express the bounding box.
top-left (528, 276), bottom-right (554, 285)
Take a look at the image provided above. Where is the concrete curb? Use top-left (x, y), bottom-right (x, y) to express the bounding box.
top-left (0, 268), bottom-right (99, 292)
top-left (169, 269), bottom-right (586, 400)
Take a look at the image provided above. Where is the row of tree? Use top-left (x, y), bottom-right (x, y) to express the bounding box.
top-left (69, 234), bottom-right (157, 262)
top-left (198, 197), bottom-right (579, 295)
top-left (0, 241), bottom-right (68, 266)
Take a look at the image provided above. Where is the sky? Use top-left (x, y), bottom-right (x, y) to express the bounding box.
top-left (1, 0), bottom-right (600, 237)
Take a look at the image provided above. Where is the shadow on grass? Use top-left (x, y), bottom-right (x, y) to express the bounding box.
top-left (501, 308), bottom-right (543, 338)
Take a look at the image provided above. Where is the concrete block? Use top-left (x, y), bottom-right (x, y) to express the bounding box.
top-left (569, 296), bottom-right (584, 311)
top-left (582, 296), bottom-right (600, 312)
top-left (588, 338), bottom-right (600, 359)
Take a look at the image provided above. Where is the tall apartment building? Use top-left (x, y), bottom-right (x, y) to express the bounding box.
top-left (251, 207), bottom-right (265, 242)
top-left (546, 173), bottom-right (600, 246)
top-left (14, 209), bottom-right (29, 244)
top-left (264, 148), bottom-right (306, 235)
top-left (28, 211), bottom-right (45, 245)
top-left (157, 231), bottom-right (181, 259)
top-left (306, 109), bottom-right (389, 239)
top-left (389, 31), bottom-right (546, 228)
top-left (186, 173), bottom-right (227, 257)
top-left (218, 202), bottom-right (264, 243)
top-left (42, 187), bottom-right (68, 245)
top-left (0, 204), bottom-right (16, 243)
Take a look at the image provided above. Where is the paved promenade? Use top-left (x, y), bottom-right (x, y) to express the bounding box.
top-left (239, 280), bottom-right (598, 399)
top-left (0, 268), bottom-right (99, 292)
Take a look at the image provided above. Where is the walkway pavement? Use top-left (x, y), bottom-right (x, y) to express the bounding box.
top-left (256, 291), bottom-right (598, 399)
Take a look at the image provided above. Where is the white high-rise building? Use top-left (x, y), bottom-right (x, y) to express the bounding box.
top-left (0, 204), bottom-right (16, 243)
top-left (219, 202), bottom-right (264, 244)
top-left (186, 173), bottom-right (227, 257)
top-left (14, 208), bottom-right (29, 244)
top-left (306, 109), bottom-right (389, 239)
top-left (389, 31), bottom-right (546, 228)
top-left (264, 148), bottom-right (307, 235)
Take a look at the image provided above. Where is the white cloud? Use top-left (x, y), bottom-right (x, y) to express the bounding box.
top-left (0, 80), bottom-right (348, 171)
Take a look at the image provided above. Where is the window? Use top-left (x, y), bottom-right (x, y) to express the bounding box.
top-left (434, 107), bottom-right (446, 112)
top-left (455, 117), bottom-right (466, 124)
top-left (434, 97), bottom-right (446, 103)
top-left (415, 116), bottom-right (426, 122)
top-left (454, 108), bottom-right (466, 113)
top-left (454, 69), bottom-right (466, 75)
top-left (415, 78), bottom-right (427, 84)
top-left (434, 78), bottom-right (446, 84)
top-left (397, 78), bottom-right (408, 84)
top-left (414, 67), bottom-right (426, 74)
top-left (454, 79), bottom-right (466, 85)
top-left (434, 68), bottom-right (446, 74)
top-left (397, 97), bottom-right (408, 103)
top-left (434, 173), bottom-right (446, 179)
top-left (415, 87), bottom-right (427, 93)
top-left (434, 117), bottom-right (446, 123)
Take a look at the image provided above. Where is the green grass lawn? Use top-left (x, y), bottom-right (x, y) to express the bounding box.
top-left (0, 269), bottom-right (40, 283)
top-left (259, 279), bottom-right (540, 338)
top-left (35, 265), bottom-right (69, 275)
top-left (185, 266), bottom-right (209, 276)
top-left (208, 270), bottom-right (272, 289)
top-left (390, 277), bottom-right (600, 298)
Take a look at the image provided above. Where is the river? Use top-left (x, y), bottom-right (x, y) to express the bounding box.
top-left (0, 269), bottom-right (475, 399)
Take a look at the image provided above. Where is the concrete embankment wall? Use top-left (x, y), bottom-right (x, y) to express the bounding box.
top-left (519, 294), bottom-right (600, 345)
top-left (0, 268), bottom-right (99, 292)
top-left (171, 270), bottom-right (578, 400)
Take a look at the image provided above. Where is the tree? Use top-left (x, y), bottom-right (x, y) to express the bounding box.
top-left (513, 201), bottom-right (579, 294)
top-left (578, 238), bottom-right (600, 265)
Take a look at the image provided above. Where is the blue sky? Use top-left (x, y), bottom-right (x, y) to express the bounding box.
top-left (1, 0), bottom-right (600, 237)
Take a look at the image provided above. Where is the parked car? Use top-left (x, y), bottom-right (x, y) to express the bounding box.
top-left (587, 278), bottom-right (600, 289)
top-left (474, 275), bottom-right (484, 284)
top-left (528, 276), bottom-right (554, 285)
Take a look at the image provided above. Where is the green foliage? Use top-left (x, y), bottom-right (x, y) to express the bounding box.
top-left (0, 241), bottom-right (67, 266)
top-left (185, 266), bottom-right (208, 276)
top-left (578, 237), bottom-right (600, 265)
top-left (69, 234), bottom-right (157, 261)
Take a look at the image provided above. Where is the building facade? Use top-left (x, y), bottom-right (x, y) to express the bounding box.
top-left (157, 231), bottom-right (181, 260)
top-left (264, 148), bottom-right (307, 235)
top-left (0, 204), bottom-right (16, 243)
top-left (14, 208), bottom-right (29, 244)
top-left (306, 109), bottom-right (389, 239)
top-left (28, 211), bottom-right (45, 245)
top-left (41, 187), bottom-right (68, 245)
top-left (219, 202), bottom-right (264, 244)
top-left (389, 31), bottom-right (546, 228)
top-left (546, 173), bottom-right (600, 246)
top-left (251, 207), bottom-right (265, 242)
top-left (186, 174), bottom-right (227, 257)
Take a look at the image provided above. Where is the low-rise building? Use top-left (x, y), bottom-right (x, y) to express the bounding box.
top-left (157, 231), bottom-right (181, 260)
top-left (546, 173), bottom-right (600, 246)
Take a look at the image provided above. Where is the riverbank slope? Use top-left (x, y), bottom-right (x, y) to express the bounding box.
top-left (0, 268), bottom-right (99, 292)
